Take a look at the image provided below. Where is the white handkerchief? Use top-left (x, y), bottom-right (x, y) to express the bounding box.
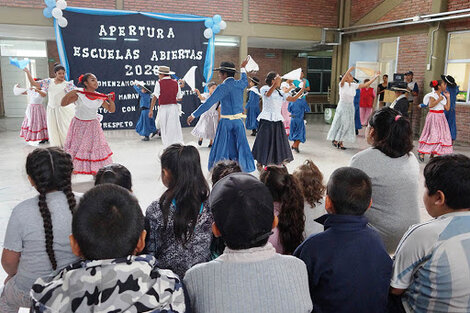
top-left (13, 84), bottom-right (27, 96)
top-left (282, 68), bottom-right (302, 81)
top-left (245, 55), bottom-right (259, 73)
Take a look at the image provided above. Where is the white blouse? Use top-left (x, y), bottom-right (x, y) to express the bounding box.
top-left (423, 90), bottom-right (447, 111)
top-left (339, 82), bottom-right (359, 104)
top-left (27, 89), bottom-right (44, 105)
top-left (257, 85), bottom-right (288, 122)
top-left (75, 90), bottom-right (104, 120)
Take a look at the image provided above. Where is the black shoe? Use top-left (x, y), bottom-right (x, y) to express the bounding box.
top-left (142, 136), bottom-right (149, 141)
top-left (151, 131), bottom-right (158, 138)
top-left (418, 153), bottom-right (425, 162)
top-left (332, 141), bottom-right (338, 148)
top-left (338, 144), bottom-right (346, 150)
top-left (251, 130), bottom-right (257, 136)
top-left (198, 139), bottom-right (203, 146)
top-left (355, 129), bottom-right (359, 135)
top-left (293, 146), bottom-right (300, 153)
top-left (208, 144), bottom-right (212, 148)
top-left (39, 139), bottom-right (48, 144)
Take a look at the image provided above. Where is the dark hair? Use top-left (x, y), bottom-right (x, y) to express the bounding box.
top-left (53, 63), bottom-right (65, 73)
top-left (430, 79), bottom-right (443, 90)
top-left (368, 107), bottom-right (413, 158)
top-left (26, 147), bottom-right (76, 270)
top-left (73, 184), bottom-right (143, 260)
top-left (364, 78), bottom-right (370, 83)
top-left (293, 160), bottom-right (325, 208)
top-left (211, 160), bottom-right (242, 185)
top-left (383, 74), bottom-right (388, 78)
top-left (160, 144), bottom-right (210, 243)
top-left (78, 73), bottom-right (94, 87)
top-left (207, 82), bottom-right (217, 89)
top-left (219, 62), bottom-right (236, 78)
top-left (95, 164), bottom-right (132, 191)
top-left (260, 165), bottom-right (305, 255)
top-left (424, 154), bottom-right (470, 210)
top-left (327, 167), bottom-right (371, 216)
top-left (266, 71), bottom-right (277, 86)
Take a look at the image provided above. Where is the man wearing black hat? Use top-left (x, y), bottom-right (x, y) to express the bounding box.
top-left (390, 87), bottom-right (410, 117)
top-left (187, 57), bottom-right (256, 172)
top-left (441, 74), bottom-right (459, 141)
top-left (183, 173), bottom-right (312, 313)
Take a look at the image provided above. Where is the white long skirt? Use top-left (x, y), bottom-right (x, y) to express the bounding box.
top-left (326, 100), bottom-right (356, 143)
top-left (159, 104), bottom-right (184, 148)
top-left (47, 104), bottom-right (75, 147)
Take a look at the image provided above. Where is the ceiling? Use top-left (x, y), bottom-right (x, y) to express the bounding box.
top-left (215, 35), bottom-right (317, 51)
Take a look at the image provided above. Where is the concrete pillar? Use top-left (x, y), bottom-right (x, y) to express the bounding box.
top-left (116, 0), bottom-right (123, 10)
top-left (239, 36), bottom-right (248, 65)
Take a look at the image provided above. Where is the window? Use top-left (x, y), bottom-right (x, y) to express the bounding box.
top-left (307, 56), bottom-right (332, 94)
top-left (445, 31), bottom-right (470, 103)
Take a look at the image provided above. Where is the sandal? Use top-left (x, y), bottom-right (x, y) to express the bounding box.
top-left (332, 141), bottom-right (338, 148)
top-left (418, 153), bottom-right (425, 162)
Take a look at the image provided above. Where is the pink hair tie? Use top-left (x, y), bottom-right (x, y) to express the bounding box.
top-left (395, 115), bottom-right (402, 122)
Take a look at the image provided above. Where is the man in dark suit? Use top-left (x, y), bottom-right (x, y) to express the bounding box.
top-left (390, 87), bottom-right (410, 117)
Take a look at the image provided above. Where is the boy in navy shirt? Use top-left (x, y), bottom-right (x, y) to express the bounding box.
top-left (294, 167), bottom-right (392, 313)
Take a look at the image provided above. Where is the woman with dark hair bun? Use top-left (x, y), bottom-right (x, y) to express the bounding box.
top-left (61, 73), bottom-right (115, 175)
top-left (252, 71), bottom-right (304, 167)
top-left (417, 79), bottom-right (453, 162)
top-left (24, 63), bottom-right (76, 147)
top-left (350, 107), bottom-right (420, 253)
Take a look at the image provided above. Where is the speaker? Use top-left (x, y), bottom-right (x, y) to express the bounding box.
top-left (393, 73), bottom-right (405, 82)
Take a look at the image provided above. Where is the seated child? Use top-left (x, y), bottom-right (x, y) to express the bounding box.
top-left (95, 163), bottom-right (133, 191)
top-left (0, 147), bottom-right (78, 312)
top-left (184, 173), bottom-right (313, 313)
top-left (390, 154), bottom-right (470, 313)
top-left (31, 184), bottom-right (188, 312)
top-left (294, 167), bottom-right (392, 313)
top-left (293, 160), bottom-right (327, 236)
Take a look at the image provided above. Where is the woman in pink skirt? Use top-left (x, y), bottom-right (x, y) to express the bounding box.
top-left (280, 79), bottom-right (295, 135)
top-left (61, 73), bottom-right (115, 174)
top-left (418, 79), bottom-right (452, 162)
top-left (18, 83), bottom-right (49, 143)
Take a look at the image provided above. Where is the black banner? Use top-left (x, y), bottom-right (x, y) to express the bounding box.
top-left (57, 9), bottom-right (212, 129)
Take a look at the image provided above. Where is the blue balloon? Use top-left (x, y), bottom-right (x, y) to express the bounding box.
top-left (212, 24), bottom-right (221, 34)
top-left (43, 7), bottom-right (53, 18)
top-left (212, 14), bottom-right (222, 24)
top-left (45, 0), bottom-right (56, 7)
top-left (204, 18), bottom-right (214, 28)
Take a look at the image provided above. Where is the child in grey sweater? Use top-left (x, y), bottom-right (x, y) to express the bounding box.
top-left (184, 173), bottom-right (312, 313)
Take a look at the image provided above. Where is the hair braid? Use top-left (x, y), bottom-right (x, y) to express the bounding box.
top-left (54, 149), bottom-right (76, 214)
top-left (37, 185), bottom-right (57, 270)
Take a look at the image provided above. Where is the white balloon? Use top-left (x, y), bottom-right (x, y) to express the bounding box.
top-left (52, 7), bottom-right (63, 18)
top-left (56, 0), bottom-right (67, 10)
top-left (203, 28), bottom-right (213, 39)
top-left (58, 16), bottom-right (68, 28)
top-left (220, 20), bottom-right (227, 30)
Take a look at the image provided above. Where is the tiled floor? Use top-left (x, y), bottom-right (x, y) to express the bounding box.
top-left (1, 114), bottom-right (469, 287)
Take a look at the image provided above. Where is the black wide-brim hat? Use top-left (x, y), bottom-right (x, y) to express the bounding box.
top-left (390, 87), bottom-right (410, 93)
top-left (441, 75), bottom-right (457, 87)
top-left (249, 76), bottom-right (259, 84)
top-left (214, 61), bottom-right (238, 73)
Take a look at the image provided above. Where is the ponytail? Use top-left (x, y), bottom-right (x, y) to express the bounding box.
top-left (260, 165), bottom-right (305, 255)
top-left (369, 107), bottom-right (413, 158)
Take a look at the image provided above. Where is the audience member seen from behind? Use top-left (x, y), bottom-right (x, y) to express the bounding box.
top-left (293, 160), bottom-right (327, 236)
top-left (184, 173), bottom-right (313, 313)
top-left (145, 144), bottom-right (213, 278)
top-left (95, 163), bottom-right (132, 191)
top-left (260, 165), bottom-right (305, 255)
top-left (294, 167), bottom-right (392, 313)
top-left (30, 184), bottom-right (187, 312)
top-left (390, 154), bottom-right (470, 313)
top-left (209, 160), bottom-right (242, 259)
top-left (0, 147), bottom-right (79, 312)
top-left (350, 108), bottom-right (420, 253)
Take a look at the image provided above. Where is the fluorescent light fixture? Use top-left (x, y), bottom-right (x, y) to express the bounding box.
top-left (124, 38), bottom-right (139, 41)
top-left (99, 37), bottom-right (117, 41)
top-left (214, 41), bottom-right (238, 47)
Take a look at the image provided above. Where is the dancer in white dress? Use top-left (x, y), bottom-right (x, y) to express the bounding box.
top-left (327, 66), bottom-right (379, 150)
top-left (191, 82), bottom-right (219, 147)
top-left (25, 64), bottom-right (75, 147)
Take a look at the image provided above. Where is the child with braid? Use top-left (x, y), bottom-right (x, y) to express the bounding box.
top-left (0, 147), bottom-right (79, 312)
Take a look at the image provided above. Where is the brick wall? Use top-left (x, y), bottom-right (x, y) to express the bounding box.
top-left (124, 0), bottom-right (243, 21)
top-left (248, 0), bottom-right (338, 27)
top-left (247, 48), bottom-right (284, 85)
top-left (351, 0), bottom-right (384, 24)
top-left (445, 0), bottom-right (470, 31)
top-left (0, 0), bottom-right (43, 8)
top-left (456, 104), bottom-right (470, 144)
top-left (378, 0), bottom-right (432, 22)
top-left (396, 33), bottom-right (429, 135)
